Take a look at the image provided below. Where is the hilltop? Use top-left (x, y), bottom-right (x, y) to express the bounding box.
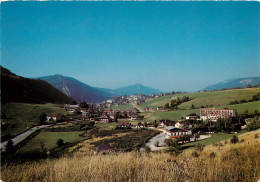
top-left (202, 76), bottom-right (260, 91)
top-left (1, 66), bottom-right (74, 104)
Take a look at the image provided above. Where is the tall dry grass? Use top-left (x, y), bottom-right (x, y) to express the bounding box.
top-left (2, 130), bottom-right (260, 182)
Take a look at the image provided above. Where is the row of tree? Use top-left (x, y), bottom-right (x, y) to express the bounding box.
top-left (165, 96), bottom-right (192, 110)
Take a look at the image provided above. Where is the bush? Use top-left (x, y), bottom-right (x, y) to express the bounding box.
top-left (56, 139), bottom-right (64, 147)
top-left (195, 143), bottom-right (205, 152)
top-left (210, 152), bottom-right (216, 158)
top-left (230, 135), bottom-right (239, 144)
top-left (191, 151), bottom-right (199, 157)
top-left (255, 134), bottom-right (259, 139)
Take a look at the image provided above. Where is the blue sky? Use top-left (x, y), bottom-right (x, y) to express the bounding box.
top-left (1, 2), bottom-right (260, 92)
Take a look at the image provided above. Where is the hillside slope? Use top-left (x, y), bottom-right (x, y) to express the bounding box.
top-left (2, 130), bottom-right (259, 181)
top-left (140, 88), bottom-right (260, 109)
top-left (202, 76), bottom-right (260, 91)
top-left (1, 66), bottom-right (74, 104)
top-left (37, 74), bottom-right (111, 103)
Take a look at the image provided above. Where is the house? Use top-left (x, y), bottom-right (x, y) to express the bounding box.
top-left (49, 115), bottom-right (61, 121)
top-left (131, 115), bottom-right (139, 120)
top-left (94, 143), bottom-right (116, 154)
top-left (82, 112), bottom-right (88, 117)
top-left (99, 115), bottom-right (111, 123)
top-left (118, 121), bottom-right (132, 127)
top-left (164, 127), bottom-right (192, 138)
top-left (157, 106), bottom-right (165, 111)
top-left (159, 120), bottom-right (175, 128)
top-left (200, 108), bottom-right (236, 122)
top-left (186, 114), bottom-right (200, 121)
top-left (175, 121), bottom-right (192, 130)
top-left (68, 109), bottom-right (76, 114)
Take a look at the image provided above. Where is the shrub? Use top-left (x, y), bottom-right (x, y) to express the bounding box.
top-left (210, 152), bottom-right (216, 158)
top-left (56, 139), bottom-right (64, 147)
top-left (240, 138), bottom-right (245, 143)
top-left (255, 134), bottom-right (259, 139)
top-left (191, 151), bottom-right (199, 157)
top-left (230, 135), bottom-right (239, 144)
top-left (195, 143), bottom-right (205, 152)
top-left (143, 145), bottom-right (151, 153)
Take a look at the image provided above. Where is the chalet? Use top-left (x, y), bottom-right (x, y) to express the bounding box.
top-left (160, 120), bottom-right (175, 128)
top-left (157, 106), bottom-right (165, 111)
top-left (80, 108), bottom-right (87, 113)
top-left (164, 127), bottom-right (192, 138)
top-left (82, 112), bottom-right (88, 117)
top-left (186, 114), bottom-right (200, 121)
top-left (131, 115), bottom-right (139, 120)
top-left (118, 121), bottom-right (132, 127)
top-left (99, 115), bottom-right (111, 123)
top-left (175, 121), bottom-right (192, 130)
top-left (200, 108), bottom-right (236, 122)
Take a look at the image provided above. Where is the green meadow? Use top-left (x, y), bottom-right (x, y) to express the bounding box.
top-left (19, 131), bottom-right (84, 152)
top-left (1, 103), bottom-right (66, 139)
top-left (140, 88), bottom-right (260, 109)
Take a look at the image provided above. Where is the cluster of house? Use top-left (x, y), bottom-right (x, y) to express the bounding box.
top-left (144, 106), bottom-right (165, 112)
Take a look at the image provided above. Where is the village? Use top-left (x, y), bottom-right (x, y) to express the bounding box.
top-left (41, 94), bottom-right (242, 153)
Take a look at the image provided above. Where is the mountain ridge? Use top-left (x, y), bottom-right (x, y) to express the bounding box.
top-left (202, 76), bottom-right (260, 91)
top-left (1, 66), bottom-right (74, 104)
top-left (37, 75), bottom-right (163, 102)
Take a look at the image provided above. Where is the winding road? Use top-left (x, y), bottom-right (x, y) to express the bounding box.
top-left (0, 124), bottom-right (51, 152)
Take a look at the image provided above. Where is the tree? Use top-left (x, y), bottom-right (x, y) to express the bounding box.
top-left (165, 103), bottom-right (170, 109)
top-left (195, 133), bottom-right (200, 141)
top-left (5, 140), bottom-right (16, 154)
top-left (171, 91), bottom-right (175, 95)
top-left (191, 104), bottom-right (195, 109)
top-left (144, 122), bottom-right (148, 127)
top-left (230, 135), bottom-right (239, 144)
top-left (39, 113), bottom-right (47, 124)
top-left (71, 100), bottom-right (77, 105)
top-left (79, 101), bottom-right (88, 109)
top-left (56, 139), bottom-right (64, 147)
top-left (195, 143), bottom-right (205, 152)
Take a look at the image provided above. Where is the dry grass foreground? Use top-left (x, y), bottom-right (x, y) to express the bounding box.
top-left (2, 130), bottom-right (260, 182)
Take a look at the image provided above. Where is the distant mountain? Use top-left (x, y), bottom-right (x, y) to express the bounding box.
top-left (37, 75), bottom-right (163, 102)
top-left (202, 76), bottom-right (260, 91)
top-left (113, 83), bottom-right (163, 96)
top-left (37, 75), bottom-right (111, 103)
top-left (1, 66), bottom-right (74, 104)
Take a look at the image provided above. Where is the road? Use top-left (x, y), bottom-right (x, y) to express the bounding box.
top-left (141, 132), bottom-right (167, 151)
top-left (131, 102), bottom-right (144, 113)
top-left (141, 132), bottom-right (212, 151)
top-left (0, 124), bottom-right (51, 152)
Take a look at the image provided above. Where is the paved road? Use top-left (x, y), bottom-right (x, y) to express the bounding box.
top-left (0, 124), bottom-right (51, 152)
top-left (141, 132), bottom-right (167, 151)
top-left (141, 132), bottom-right (212, 151)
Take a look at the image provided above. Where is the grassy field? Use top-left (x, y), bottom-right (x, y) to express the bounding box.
top-left (140, 88), bottom-right (260, 109)
top-left (95, 122), bottom-right (119, 129)
top-left (2, 130), bottom-right (259, 182)
top-left (1, 103), bottom-right (67, 139)
top-left (182, 130), bottom-right (246, 149)
top-left (141, 109), bottom-right (200, 121)
top-left (109, 103), bottom-right (134, 110)
top-left (19, 131), bottom-right (84, 152)
top-left (140, 99), bottom-right (260, 122)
